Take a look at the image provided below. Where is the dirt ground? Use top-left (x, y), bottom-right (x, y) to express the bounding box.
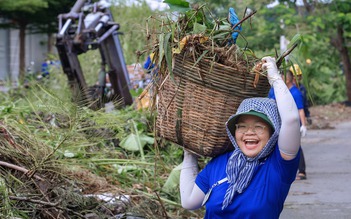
top-left (308, 102), bottom-right (351, 129)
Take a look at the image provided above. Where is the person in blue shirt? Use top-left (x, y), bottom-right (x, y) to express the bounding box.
top-left (143, 53), bottom-right (156, 73)
top-left (269, 69), bottom-right (308, 180)
top-left (41, 59), bottom-right (53, 77)
top-left (290, 64), bottom-right (311, 124)
top-left (180, 57), bottom-right (301, 218)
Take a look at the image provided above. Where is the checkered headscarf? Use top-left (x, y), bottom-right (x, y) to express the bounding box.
top-left (222, 97), bottom-right (281, 209)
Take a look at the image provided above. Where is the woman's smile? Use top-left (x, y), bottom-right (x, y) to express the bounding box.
top-left (235, 115), bottom-right (272, 158)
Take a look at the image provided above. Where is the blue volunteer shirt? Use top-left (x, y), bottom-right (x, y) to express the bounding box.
top-left (196, 146), bottom-right (300, 219)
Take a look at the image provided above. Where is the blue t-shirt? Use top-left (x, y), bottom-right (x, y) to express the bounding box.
top-left (298, 84), bottom-right (310, 117)
top-left (143, 55), bottom-right (155, 72)
top-left (195, 146), bottom-right (300, 219)
top-left (268, 86), bottom-right (304, 110)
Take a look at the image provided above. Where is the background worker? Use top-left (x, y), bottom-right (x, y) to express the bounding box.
top-left (290, 64), bottom-right (312, 125)
top-left (143, 52), bottom-right (156, 74)
top-left (269, 69), bottom-right (308, 180)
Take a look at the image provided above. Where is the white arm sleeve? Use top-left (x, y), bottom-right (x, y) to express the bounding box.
top-left (179, 150), bottom-right (205, 210)
top-left (272, 78), bottom-right (301, 158)
top-left (262, 57), bottom-right (301, 159)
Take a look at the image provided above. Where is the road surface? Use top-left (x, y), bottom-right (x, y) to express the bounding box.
top-left (281, 121), bottom-right (351, 218)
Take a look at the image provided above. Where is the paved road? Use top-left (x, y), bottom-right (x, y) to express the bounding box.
top-left (280, 121), bottom-right (351, 219)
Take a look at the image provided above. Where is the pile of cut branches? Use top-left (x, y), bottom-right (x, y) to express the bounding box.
top-left (0, 116), bottom-right (125, 218)
top-left (0, 80), bottom-right (178, 218)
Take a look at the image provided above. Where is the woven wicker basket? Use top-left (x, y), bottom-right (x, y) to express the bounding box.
top-left (156, 54), bottom-right (270, 157)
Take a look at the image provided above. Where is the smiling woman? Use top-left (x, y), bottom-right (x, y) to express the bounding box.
top-left (179, 57), bottom-right (302, 218)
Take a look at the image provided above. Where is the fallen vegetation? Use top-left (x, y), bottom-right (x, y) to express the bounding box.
top-left (0, 71), bottom-right (205, 218)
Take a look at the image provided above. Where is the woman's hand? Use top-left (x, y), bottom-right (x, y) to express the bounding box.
top-left (262, 56), bottom-right (281, 86)
top-left (300, 125), bottom-right (307, 137)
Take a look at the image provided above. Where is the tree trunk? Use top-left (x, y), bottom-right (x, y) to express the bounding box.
top-left (302, 0), bottom-right (313, 13)
top-left (19, 22), bottom-right (27, 82)
top-left (47, 32), bottom-right (53, 54)
top-left (331, 26), bottom-right (351, 102)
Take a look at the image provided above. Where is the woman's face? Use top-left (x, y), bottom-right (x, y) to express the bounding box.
top-left (234, 115), bottom-right (272, 158)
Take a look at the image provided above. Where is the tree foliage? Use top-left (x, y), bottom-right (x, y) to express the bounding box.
top-left (0, 0), bottom-right (47, 14)
top-left (111, 1), bottom-right (158, 64)
top-left (0, 0), bottom-right (73, 81)
top-left (0, 0), bottom-right (46, 80)
top-left (280, 0), bottom-right (351, 104)
top-left (30, 0), bottom-right (74, 34)
top-left (187, 0), bottom-right (351, 104)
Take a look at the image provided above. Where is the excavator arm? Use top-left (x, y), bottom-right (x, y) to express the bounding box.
top-left (55, 0), bottom-right (133, 109)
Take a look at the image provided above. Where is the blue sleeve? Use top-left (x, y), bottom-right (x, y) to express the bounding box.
top-left (268, 87), bottom-right (275, 99)
top-left (195, 162), bottom-right (211, 194)
top-left (299, 85), bottom-right (307, 100)
top-left (274, 145), bottom-right (301, 184)
top-left (295, 94), bottom-right (304, 110)
top-left (291, 87), bottom-right (304, 110)
top-left (299, 85), bottom-right (310, 108)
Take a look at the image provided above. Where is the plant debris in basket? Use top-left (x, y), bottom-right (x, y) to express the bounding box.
top-left (144, 2), bottom-right (279, 158)
top-left (146, 1), bottom-right (263, 79)
top-left (146, 1), bottom-right (299, 158)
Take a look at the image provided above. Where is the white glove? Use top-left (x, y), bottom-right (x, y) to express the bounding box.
top-left (261, 56), bottom-right (281, 86)
top-left (300, 125), bottom-right (307, 137)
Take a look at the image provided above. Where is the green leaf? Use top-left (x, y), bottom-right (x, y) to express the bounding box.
top-left (130, 88), bottom-right (143, 97)
top-left (0, 104), bottom-right (13, 114)
top-left (114, 165), bottom-right (138, 174)
top-left (212, 31), bottom-right (231, 40)
top-left (119, 133), bottom-right (154, 151)
top-left (164, 32), bottom-right (173, 78)
top-left (193, 22), bottom-right (207, 34)
top-left (162, 163), bottom-right (182, 193)
top-left (192, 50), bottom-right (208, 68)
top-left (289, 33), bottom-right (302, 45)
top-left (163, 0), bottom-right (190, 13)
top-left (158, 33), bottom-right (165, 68)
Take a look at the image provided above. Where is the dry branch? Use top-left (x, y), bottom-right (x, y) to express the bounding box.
top-left (0, 160), bottom-right (44, 181)
top-left (9, 196), bottom-right (85, 218)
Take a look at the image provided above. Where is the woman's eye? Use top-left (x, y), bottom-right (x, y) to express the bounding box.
top-left (255, 125), bottom-right (264, 131)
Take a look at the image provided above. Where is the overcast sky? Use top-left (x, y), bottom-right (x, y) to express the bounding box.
top-left (122, 0), bottom-right (169, 10)
top-left (145, 0), bottom-right (169, 10)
